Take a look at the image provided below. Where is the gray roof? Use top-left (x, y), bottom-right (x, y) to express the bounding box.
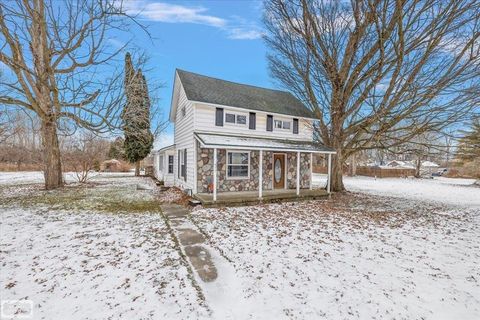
top-left (195, 132), bottom-right (334, 153)
top-left (177, 69), bottom-right (316, 119)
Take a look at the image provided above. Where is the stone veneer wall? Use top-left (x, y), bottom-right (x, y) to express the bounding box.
top-left (286, 152), bottom-right (311, 189)
top-left (197, 147), bottom-right (273, 193)
top-left (196, 145), bottom-right (308, 193)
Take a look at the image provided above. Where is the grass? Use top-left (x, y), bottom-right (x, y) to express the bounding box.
top-left (0, 183), bottom-right (162, 214)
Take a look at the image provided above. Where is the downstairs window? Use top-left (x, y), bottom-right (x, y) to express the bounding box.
top-left (226, 151), bottom-right (250, 179)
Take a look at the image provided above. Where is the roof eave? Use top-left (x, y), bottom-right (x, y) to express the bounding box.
top-left (194, 132), bottom-right (335, 154)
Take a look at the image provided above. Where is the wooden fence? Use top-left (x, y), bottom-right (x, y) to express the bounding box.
top-left (354, 166), bottom-right (415, 178)
top-left (313, 165), bottom-right (416, 178)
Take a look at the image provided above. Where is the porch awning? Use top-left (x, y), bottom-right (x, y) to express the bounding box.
top-left (194, 132), bottom-right (335, 154)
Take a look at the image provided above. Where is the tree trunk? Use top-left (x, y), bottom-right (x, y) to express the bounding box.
top-left (331, 152), bottom-right (345, 191)
top-left (330, 124), bottom-right (345, 191)
top-left (40, 119), bottom-right (63, 189)
top-left (350, 153), bottom-right (357, 176)
top-left (414, 157), bottom-right (422, 178)
top-left (135, 160), bottom-right (140, 176)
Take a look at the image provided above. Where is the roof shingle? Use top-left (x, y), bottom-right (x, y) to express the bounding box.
top-left (176, 69), bottom-right (316, 119)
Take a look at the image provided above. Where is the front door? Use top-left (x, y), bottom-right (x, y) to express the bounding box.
top-left (274, 154), bottom-right (285, 189)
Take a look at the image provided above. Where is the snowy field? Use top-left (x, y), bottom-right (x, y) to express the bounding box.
top-left (1, 172), bottom-right (479, 319)
top-left (314, 174), bottom-right (480, 208)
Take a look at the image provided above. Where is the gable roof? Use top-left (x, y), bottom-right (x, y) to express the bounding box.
top-left (176, 69), bottom-right (316, 119)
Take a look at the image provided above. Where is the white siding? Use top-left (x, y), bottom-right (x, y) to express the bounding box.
top-left (173, 82), bottom-right (195, 191)
top-left (193, 103), bottom-right (313, 141)
top-left (153, 149), bottom-right (175, 186)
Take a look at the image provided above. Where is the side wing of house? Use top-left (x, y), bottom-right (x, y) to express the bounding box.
top-left (171, 75), bottom-right (195, 192)
top-left (153, 146), bottom-right (175, 186)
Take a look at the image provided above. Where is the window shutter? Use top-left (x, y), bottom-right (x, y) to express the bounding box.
top-left (215, 108), bottom-right (224, 126)
top-left (249, 112), bottom-right (256, 130)
top-left (293, 118), bottom-right (299, 134)
top-left (183, 149), bottom-right (187, 181)
top-left (266, 115), bottom-right (273, 131)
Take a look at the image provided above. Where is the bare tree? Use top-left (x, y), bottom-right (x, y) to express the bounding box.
top-left (63, 132), bottom-right (109, 183)
top-left (264, 0), bottom-right (480, 191)
top-left (0, 0), bottom-right (137, 189)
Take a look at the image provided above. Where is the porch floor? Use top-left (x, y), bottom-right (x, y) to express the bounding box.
top-left (195, 188), bottom-right (329, 207)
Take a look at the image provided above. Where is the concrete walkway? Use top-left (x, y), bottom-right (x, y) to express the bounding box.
top-left (160, 204), bottom-right (218, 282)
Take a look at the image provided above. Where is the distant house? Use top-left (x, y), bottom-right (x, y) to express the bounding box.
top-left (418, 161), bottom-right (440, 174)
top-left (101, 159), bottom-right (121, 172)
top-left (386, 159), bottom-right (440, 175)
top-left (385, 160), bottom-right (414, 168)
top-left (152, 70), bottom-right (335, 203)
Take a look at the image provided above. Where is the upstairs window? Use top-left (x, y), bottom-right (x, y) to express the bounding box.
top-left (225, 113), bottom-right (235, 123)
top-left (236, 115), bottom-right (246, 124)
top-left (274, 120), bottom-right (291, 130)
top-left (225, 113), bottom-right (247, 125)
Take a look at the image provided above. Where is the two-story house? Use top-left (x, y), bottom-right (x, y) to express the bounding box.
top-left (153, 69), bottom-right (335, 204)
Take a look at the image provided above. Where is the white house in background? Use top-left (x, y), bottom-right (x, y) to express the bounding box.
top-left (153, 69), bottom-right (335, 203)
top-left (385, 160), bottom-right (414, 168)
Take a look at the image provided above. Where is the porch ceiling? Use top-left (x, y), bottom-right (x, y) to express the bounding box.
top-left (194, 132), bottom-right (335, 153)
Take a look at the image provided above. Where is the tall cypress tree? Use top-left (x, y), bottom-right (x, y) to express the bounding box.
top-left (122, 53), bottom-right (154, 176)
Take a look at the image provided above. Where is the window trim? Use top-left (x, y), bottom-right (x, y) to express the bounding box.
top-left (168, 155), bottom-right (174, 174)
top-left (180, 149), bottom-right (186, 181)
top-left (159, 155), bottom-right (164, 171)
top-left (225, 150), bottom-right (250, 180)
top-left (224, 112), bottom-right (248, 127)
top-left (274, 119), bottom-right (292, 131)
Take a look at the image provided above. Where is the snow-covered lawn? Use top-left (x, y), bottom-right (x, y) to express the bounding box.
top-left (0, 173), bottom-right (209, 319)
top-left (313, 174), bottom-right (479, 207)
top-left (1, 172), bottom-right (479, 319)
top-left (191, 195), bottom-right (480, 319)
top-left (343, 175), bottom-right (480, 208)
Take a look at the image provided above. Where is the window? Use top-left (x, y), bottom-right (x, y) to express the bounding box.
top-left (225, 113), bottom-right (235, 123)
top-left (227, 151), bottom-right (249, 179)
top-left (225, 112), bottom-right (247, 125)
top-left (168, 155), bottom-right (174, 174)
top-left (274, 119), bottom-right (291, 130)
top-left (236, 115), bottom-right (246, 124)
top-left (159, 155), bottom-right (164, 171)
top-left (180, 150), bottom-right (186, 180)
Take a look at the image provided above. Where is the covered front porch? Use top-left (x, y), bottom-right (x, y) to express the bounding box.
top-left (194, 133), bottom-right (335, 205)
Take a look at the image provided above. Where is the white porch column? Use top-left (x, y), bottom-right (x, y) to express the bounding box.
top-left (327, 153), bottom-right (332, 194)
top-left (213, 148), bottom-right (217, 202)
top-left (309, 153), bottom-right (313, 190)
top-left (259, 150), bottom-right (263, 199)
top-left (296, 151), bottom-right (300, 196)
